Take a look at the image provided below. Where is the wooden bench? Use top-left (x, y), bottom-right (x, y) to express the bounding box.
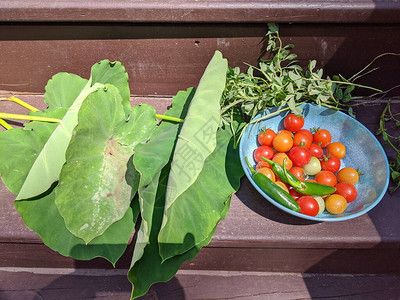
top-left (1, 1), bottom-right (400, 299)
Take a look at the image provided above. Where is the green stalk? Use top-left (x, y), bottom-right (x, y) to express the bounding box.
top-left (304, 77), bottom-right (383, 93)
top-left (0, 112), bottom-right (61, 123)
top-left (0, 96), bottom-right (39, 112)
top-left (155, 114), bottom-right (184, 123)
top-left (0, 118), bottom-right (12, 130)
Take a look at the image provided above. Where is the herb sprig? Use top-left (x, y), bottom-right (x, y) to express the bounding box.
top-left (377, 100), bottom-right (400, 193)
top-left (221, 23), bottom-right (381, 146)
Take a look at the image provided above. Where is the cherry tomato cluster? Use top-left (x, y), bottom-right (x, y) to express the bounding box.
top-left (254, 113), bottom-right (361, 217)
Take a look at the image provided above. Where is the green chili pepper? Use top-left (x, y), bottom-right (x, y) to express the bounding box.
top-left (245, 157), bottom-right (300, 212)
top-left (261, 157), bottom-right (336, 196)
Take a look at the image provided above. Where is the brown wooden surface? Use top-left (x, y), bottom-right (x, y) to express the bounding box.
top-left (1, 269), bottom-right (400, 299)
top-left (1, 0), bottom-right (400, 23)
top-left (1, 23), bottom-right (400, 96)
top-left (1, 95), bottom-right (399, 277)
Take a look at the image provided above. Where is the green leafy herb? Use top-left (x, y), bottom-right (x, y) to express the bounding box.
top-left (221, 23), bottom-right (381, 146)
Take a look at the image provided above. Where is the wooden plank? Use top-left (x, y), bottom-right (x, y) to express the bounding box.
top-left (1, 0), bottom-right (400, 23)
top-left (1, 23), bottom-right (400, 96)
top-left (1, 269), bottom-right (400, 299)
top-left (2, 242), bottom-right (400, 275)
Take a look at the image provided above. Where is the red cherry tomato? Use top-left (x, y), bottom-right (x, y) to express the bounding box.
top-left (272, 152), bottom-right (293, 170)
top-left (257, 128), bottom-right (276, 147)
top-left (273, 133), bottom-right (293, 153)
top-left (253, 145), bottom-right (274, 163)
top-left (255, 160), bottom-right (271, 171)
top-left (337, 167), bottom-right (360, 184)
top-left (293, 132), bottom-right (312, 149)
top-left (296, 129), bottom-right (313, 141)
top-left (309, 143), bottom-right (324, 159)
top-left (320, 155), bottom-right (341, 173)
top-left (289, 166), bottom-right (305, 181)
top-left (313, 129), bottom-right (332, 148)
top-left (297, 196), bottom-right (319, 216)
top-left (288, 146), bottom-right (311, 167)
top-left (335, 182), bottom-right (358, 203)
top-left (315, 170), bottom-right (337, 187)
top-left (327, 142), bottom-right (346, 159)
top-left (289, 188), bottom-right (303, 200)
top-left (276, 129), bottom-right (294, 138)
top-left (284, 113), bottom-right (305, 132)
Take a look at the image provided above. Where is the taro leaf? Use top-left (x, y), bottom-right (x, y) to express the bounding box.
top-left (14, 187), bottom-right (139, 265)
top-left (16, 60), bottom-right (130, 200)
top-left (128, 163), bottom-right (232, 299)
top-left (131, 88), bottom-right (194, 276)
top-left (158, 124), bottom-right (243, 261)
top-left (160, 51), bottom-right (227, 252)
top-left (43, 72), bottom-right (88, 110)
top-left (54, 84), bottom-right (156, 244)
top-left (90, 60), bottom-right (131, 107)
top-left (0, 72), bottom-right (87, 195)
top-left (0, 109), bottom-right (68, 195)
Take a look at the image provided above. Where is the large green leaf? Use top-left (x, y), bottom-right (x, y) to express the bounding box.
top-left (129, 119), bottom-right (243, 298)
top-left (14, 188), bottom-right (139, 265)
top-left (90, 60), bottom-right (131, 106)
top-left (16, 60), bottom-right (130, 200)
top-left (0, 116), bottom-right (59, 195)
top-left (128, 163), bottom-right (231, 299)
top-left (0, 81), bottom-right (138, 264)
top-left (163, 51), bottom-right (227, 218)
top-left (55, 84), bottom-right (156, 244)
top-left (130, 88), bottom-right (194, 277)
top-left (157, 51), bottom-right (231, 260)
top-left (43, 72), bottom-right (88, 110)
top-left (0, 71), bottom-right (88, 195)
top-left (158, 124), bottom-right (243, 260)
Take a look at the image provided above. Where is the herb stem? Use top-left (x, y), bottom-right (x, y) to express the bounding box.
top-left (221, 98), bottom-right (245, 114)
top-left (233, 101), bottom-right (306, 149)
top-left (156, 114), bottom-right (184, 123)
top-left (0, 112), bottom-right (61, 123)
top-left (379, 101), bottom-right (400, 156)
top-left (0, 96), bottom-right (39, 112)
top-left (304, 78), bottom-right (383, 93)
top-left (348, 52), bottom-right (400, 82)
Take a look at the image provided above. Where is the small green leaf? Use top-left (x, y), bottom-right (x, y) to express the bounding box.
top-left (308, 60), bottom-right (317, 72)
top-left (268, 23), bottom-right (279, 34)
top-left (247, 66), bottom-right (254, 76)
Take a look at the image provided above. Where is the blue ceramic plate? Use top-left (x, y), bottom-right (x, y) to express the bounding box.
top-left (239, 103), bottom-right (390, 222)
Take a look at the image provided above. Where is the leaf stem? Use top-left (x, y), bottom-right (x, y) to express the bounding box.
top-left (0, 112), bottom-right (61, 123)
top-left (0, 96), bottom-right (39, 112)
top-left (0, 118), bottom-right (12, 129)
top-left (155, 114), bottom-right (184, 123)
